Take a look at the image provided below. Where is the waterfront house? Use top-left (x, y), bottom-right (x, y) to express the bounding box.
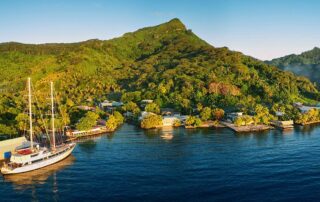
top-left (139, 111), bottom-right (156, 121)
top-left (162, 115), bottom-right (180, 127)
top-left (161, 108), bottom-right (176, 116)
top-left (293, 102), bottom-right (320, 113)
top-left (226, 112), bottom-right (243, 122)
top-left (270, 120), bottom-right (294, 129)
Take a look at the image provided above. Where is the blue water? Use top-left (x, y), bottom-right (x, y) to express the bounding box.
top-left (1, 124), bottom-right (320, 201)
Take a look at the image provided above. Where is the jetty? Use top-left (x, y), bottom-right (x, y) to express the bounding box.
top-left (66, 126), bottom-right (114, 139)
top-left (270, 120), bottom-right (294, 130)
top-left (221, 121), bottom-right (273, 133)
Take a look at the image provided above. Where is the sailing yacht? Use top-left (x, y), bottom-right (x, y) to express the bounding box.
top-left (1, 78), bottom-right (76, 175)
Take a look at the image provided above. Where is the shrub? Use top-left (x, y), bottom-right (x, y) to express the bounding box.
top-left (200, 107), bottom-right (211, 121)
top-left (145, 103), bottom-right (160, 114)
top-left (185, 116), bottom-right (202, 127)
top-left (141, 114), bottom-right (163, 129)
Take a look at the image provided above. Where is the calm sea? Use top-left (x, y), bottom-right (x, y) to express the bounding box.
top-left (1, 124), bottom-right (320, 201)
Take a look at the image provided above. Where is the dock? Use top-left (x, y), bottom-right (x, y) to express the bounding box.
top-left (270, 120), bottom-right (294, 130)
top-left (66, 126), bottom-right (114, 139)
top-left (221, 121), bottom-right (273, 133)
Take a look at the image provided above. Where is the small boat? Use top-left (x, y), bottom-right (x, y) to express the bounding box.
top-left (1, 78), bottom-right (76, 175)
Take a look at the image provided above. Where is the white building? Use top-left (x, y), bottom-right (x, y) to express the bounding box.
top-left (227, 112), bottom-right (243, 121)
top-left (293, 102), bottom-right (320, 113)
top-left (139, 111), bottom-right (156, 121)
top-left (141, 99), bottom-right (153, 104)
top-left (99, 100), bottom-right (123, 108)
top-left (162, 116), bottom-right (180, 127)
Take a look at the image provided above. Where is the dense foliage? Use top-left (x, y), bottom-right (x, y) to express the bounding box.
top-left (185, 116), bottom-right (202, 127)
top-left (106, 111), bottom-right (124, 130)
top-left (76, 111), bottom-right (99, 131)
top-left (140, 114), bottom-right (163, 129)
top-left (234, 104), bottom-right (274, 126)
top-left (268, 47), bottom-right (320, 86)
top-left (0, 18), bottom-right (320, 134)
top-left (145, 103), bottom-right (160, 114)
top-left (295, 109), bottom-right (320, 125)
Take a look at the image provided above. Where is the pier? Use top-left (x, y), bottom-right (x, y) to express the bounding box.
top-left (66, 126), bottom-right (114, 139)
top-left (221, 121), bottom-right (273, 133)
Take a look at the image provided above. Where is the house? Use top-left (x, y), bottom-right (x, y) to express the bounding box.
top-left (293, 102), bottom-right (303, 107)
top-left (162, 115), bottom-right (180, 127)
top-left (177, 115), bottom-right (188, 123)
top-left (77, 105), bottom-right (96, 111)
top-left (124, 111), bottom-right (133, 117)
top-left (166, 114), bottom-right (188, 124)
top-left (293, 102), bottom-right (320, 113)
top-left (227, 112), bottom-right (243, 122)
top-left (139, 111), bottom-right (156, 121)
top-left (99, 100), bottom-right (123, 110)
top-left (141, 99), bottom-right (153, 104)
top-left (140, 99), bottom-right (154, 107)
top-left (275, 111), bottom-right (285, 117)
top-left (161, 108), bottom-right (176, 116)
top-left (271, 120), bottom-right (294, 129)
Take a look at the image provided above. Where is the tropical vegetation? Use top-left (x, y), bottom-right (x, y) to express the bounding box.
top-left (140, 114), bottom-right (163, 129)
top-left (0, 18), bottom-right (320, 134)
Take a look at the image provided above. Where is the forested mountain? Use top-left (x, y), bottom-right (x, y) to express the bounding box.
top-left (0, 18), bottom-right (319, 134)
top-left (267, 47), bottom-right (320, 86)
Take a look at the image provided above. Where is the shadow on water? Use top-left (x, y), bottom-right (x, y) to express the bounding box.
top-left (78, 139), bottom-right (98, 154)
top-left (294, 124), bottom-right (319, 135)
top-left (235, 130), bottom-right (273, 146)
top-left (143, 128), bottom-right (162, 139)
top-left (2, 155), bottom-right (75, 189)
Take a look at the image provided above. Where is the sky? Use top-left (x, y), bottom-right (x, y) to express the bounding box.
top-left (1, 0), bottom-right (320, 60)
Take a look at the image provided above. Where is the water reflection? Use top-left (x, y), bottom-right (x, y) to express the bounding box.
top-left (161, 133), bottom-right (174, 141)
top-left (296, 124), bottom-right (318, 135)
top-left (3, 155), bottom-right (75, 189)
top-left (78, 139), bottom-right (98, 154)
top-left (142, 127), bottom-right (175, 141)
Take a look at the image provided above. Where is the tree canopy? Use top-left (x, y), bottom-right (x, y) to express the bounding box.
top-left (0, 18), bottom-right (320, 134)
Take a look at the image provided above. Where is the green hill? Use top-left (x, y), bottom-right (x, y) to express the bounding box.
top-left (0, 18), bottom-right (319, 134)
top-left (267, 47), bottom-right (320, 86)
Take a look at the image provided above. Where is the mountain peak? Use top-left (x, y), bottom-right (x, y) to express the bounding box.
top-left (166, 18), bottom-right (185, 26)
top-left (156, 18), bottom-right (187, 31)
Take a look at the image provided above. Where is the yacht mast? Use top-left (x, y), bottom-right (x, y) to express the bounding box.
top-left (51, 81), bottom-right (56, 149)
top-left (28, 77), bottom-right (33, 150)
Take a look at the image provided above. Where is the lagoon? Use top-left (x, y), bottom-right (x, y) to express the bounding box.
top-left (1, 124), bottom-right (320, 201)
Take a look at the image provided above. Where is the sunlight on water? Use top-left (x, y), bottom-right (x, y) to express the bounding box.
top-left (1, 124), bottom-right (320, 201)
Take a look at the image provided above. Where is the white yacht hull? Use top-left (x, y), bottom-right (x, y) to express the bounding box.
top-left (1, 143), bottom-right (76, 175)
